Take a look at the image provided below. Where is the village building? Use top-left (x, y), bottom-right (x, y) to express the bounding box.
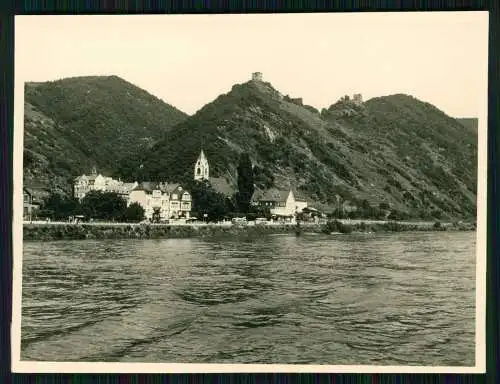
top-left (192, 149), bottom-right (237, 201)
top-left (293, 190), bottom-right (308, 213)
top-left (23, 187), bottom-right (43, 221)
top-left (251, 187), bottom-right (311, 221)
top-left (119, 182), bottom-right (139, 198)
top-left (73, 167), bottom-right (137, 201)
top-left (194, 150), bottom-right (210, 181)
top-left (73, 167), bottom-right (102, 200)
top-left (168, 185), bottom-right (193, 219)
top-left (127, 182), bottom-right (192, 221)
top-left (253, 188), bottom-right (297, 221)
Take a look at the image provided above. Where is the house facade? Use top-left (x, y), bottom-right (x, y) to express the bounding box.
top-left (295, 200), bottom-right (308, 213)
top-left (74, 168), bottom-right (137, 201)
top-left (168, 185), bottom-right (192, 219)
top-left (23, 188), bottom-right (38, 221)
top-left (292, 189), bottom-right (308, 213)
top-left (255, 189), bottom-right (297, 218)
top-left (127, 182), bottom-right (192, 221)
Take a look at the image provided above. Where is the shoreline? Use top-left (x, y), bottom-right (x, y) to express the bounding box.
top-left (22, 220), bottom-right (475, 241)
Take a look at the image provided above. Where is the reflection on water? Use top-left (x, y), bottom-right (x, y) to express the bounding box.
top-left (21, 232), bottom-right (476, 365)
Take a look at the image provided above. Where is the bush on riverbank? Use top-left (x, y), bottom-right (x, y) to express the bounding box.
top-left (321, 220), bottom-right (353, 234)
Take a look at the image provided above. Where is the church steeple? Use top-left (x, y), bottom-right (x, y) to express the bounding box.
top-left (194, 149), bottom-right (210, 181)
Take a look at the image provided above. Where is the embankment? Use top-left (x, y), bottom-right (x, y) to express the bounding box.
top-left (23, 223), bottom-right (317, 241)
top-left (23, 220), bottom-right (475, 241)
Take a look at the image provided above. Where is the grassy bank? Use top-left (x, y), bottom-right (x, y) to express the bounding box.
top-left (23, 220), bottom-right (475, 241)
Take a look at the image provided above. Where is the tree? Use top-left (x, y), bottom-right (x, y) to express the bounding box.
top-left (379, 202), bottom-right (390, 211)
top-left (361, 199), bottom-right (371, 211)
top-left (190, 181), bottom-right (231, 222)
top-left (236, 152), bottom-right (255, 214)
top-left (152, 207), bottom-right (161, 223)
top-left (43, 193), bottom-right (80, 220)
top-left (123, 202), bottom-right (145, 222)
top-left (81, 191), bottom-right (127, 221)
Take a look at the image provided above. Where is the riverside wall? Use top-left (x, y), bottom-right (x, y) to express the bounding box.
top-left (22, 220), bottom-right (474, 241)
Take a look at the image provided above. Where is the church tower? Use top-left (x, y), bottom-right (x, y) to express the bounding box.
top-left (194, 149), bottom-right (210, 181)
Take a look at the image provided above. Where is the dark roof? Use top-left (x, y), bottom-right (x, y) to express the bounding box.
top-left (257, 188), bottom-right (292, 203)
top-left (209, 177), bottom-right (235, 197)
top-left (160, 183), bottom-right (180, 193)
top-left (291, 189), bottom-right (307, 202)
top-left (132, 182), bottom-right (189, 197)
top-left (23, 186), bottom-right (49, 203)
top-left (169, 185), bottom-right (190, 200)
top-left (132, 181), bottom-right (161, 193)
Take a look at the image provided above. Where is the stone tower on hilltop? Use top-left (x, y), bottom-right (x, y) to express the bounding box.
top-left (194, 149), bottom-right (210, 181)
top-left (252, 72), bottom-right (263, 82)
top-left (352, 93), bottom-right (363, 106)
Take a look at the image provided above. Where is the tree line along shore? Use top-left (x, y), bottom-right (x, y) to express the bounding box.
top-left (23, 219), bottom-right (476, 241)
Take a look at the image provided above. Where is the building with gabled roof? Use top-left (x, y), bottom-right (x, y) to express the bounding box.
top-left (194, 149), bottom-right (209, 181)
top-left (127, 181), bottom-right (191, 221)
top-left (254, 188), bottom-right (296, 218)
top-left (73, 167), bottom-right (124, 200)
top-left (23, 186), bottom-right (45, 221)
top-left (253, 187), bottom-right (310, 218)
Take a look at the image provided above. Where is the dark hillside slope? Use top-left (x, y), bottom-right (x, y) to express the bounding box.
top-left (23, 76), bottom-right (188, 195)
top-left (456, 117), bottom-right (479, 134)
top-left (131, 79), bottom-right (477, 220)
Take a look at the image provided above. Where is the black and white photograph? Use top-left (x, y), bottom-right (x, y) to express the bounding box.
top-left (12, 12), bottom-right (487, 373)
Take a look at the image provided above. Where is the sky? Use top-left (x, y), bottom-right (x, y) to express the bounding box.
top-left (15, 12), bottom-right (488, 117)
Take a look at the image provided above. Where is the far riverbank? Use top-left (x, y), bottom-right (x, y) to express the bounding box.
top-left (23, 220), bottom-right (475, 241)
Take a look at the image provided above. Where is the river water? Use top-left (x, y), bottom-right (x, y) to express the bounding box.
top-left (21, 231), bottom-right (476, 366)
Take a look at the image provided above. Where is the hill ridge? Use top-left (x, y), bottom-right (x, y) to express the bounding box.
top-left (122, 77), bottom-right (477, 220)
top-left (23, 75), bottom-right (189, 195)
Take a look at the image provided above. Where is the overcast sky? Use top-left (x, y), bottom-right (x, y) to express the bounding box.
top-left (15, 12), bottom-right (488, 117)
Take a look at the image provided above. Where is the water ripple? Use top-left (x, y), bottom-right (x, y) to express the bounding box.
top-left (21, 232), bottom-right (476, 365)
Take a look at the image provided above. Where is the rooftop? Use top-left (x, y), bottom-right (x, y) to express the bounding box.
top-left (255, 188), bottom-right (292, 202)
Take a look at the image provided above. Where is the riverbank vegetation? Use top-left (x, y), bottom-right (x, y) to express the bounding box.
top-left (39, 191), bottom-right (146, 222)
top-left (23, 222), bottom-right (312, 241)
top-left (23, 218), bottom-right (475, 241)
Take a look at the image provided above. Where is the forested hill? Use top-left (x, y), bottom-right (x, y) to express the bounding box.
top-left (23, 75), bottom-right (188, 195)
top-left (456, 117), bottom-right (479, 134)
top-left (121, 78), bottom-right (477, 220)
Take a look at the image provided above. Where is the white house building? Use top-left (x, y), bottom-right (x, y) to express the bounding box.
top-left (74, 168), bottom-right (138, 201)
top-left (255, 189), bottom-right (297, 219)
top-left (253, 188), bottom-right (309, 220)
top-left (127, 182), bottom-right (192, 221)
top-left (295, 199), bottom-right (308, 213)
